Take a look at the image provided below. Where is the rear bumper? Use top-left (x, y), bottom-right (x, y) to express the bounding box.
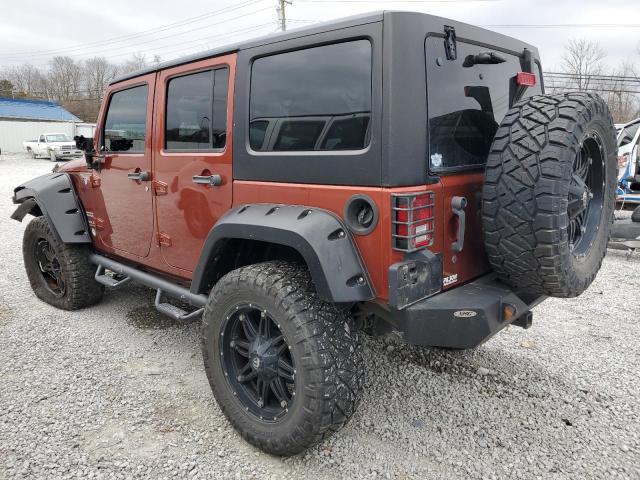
top-left (391, 274), bottom-right (545, 349)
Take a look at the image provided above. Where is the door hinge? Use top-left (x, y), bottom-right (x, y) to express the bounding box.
top-left (444, 25), bottom-right (457, 60)
top-left (90, 174), bottom-right (101, 188)
top-left (152, 180), bottom-right (168, 196)
top-left (158, 232), bottom-right (172, 247)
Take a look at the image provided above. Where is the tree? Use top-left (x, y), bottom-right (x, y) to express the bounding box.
top-left (4, 64), bottom-right (42, 97)
top-left (602, 60), bottom-right (640, 122)
top-left (120, 53), bottom-right (148, 74)
top-left (47, 56), bottom-right (82, 101)
top-left (0, 79), bottom-right (14, 97)
top-left (561, 38), bottom-right (607, 91)
top-left (83, 57), bottom-right (117, 100)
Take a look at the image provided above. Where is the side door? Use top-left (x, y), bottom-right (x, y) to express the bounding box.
top-left (152, 54), bottom-right (235, 272)
top-left (37, 134), bottom-right (46, 155)
top-left (91, 74), bottom-right (156, 258)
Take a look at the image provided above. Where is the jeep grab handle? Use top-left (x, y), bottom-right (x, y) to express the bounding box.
top-left (127, 170), bottom-right (150, 181)
top-left (451, 196), bottom-right (467, 253)
top-left (192, 174), bottom-right (222, 186)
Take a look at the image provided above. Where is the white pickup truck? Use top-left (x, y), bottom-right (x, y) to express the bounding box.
top-left (23, 133), bottom-right (83, 162)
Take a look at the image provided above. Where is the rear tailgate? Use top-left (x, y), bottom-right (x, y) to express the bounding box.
top-left (425, 34), bottom-right (543, 289)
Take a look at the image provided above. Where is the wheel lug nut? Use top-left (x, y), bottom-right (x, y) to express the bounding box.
top-left (257, 399), bottom-right (264, 408)
top-left (280, 400), bottom-right (287, 408)
top-left (230, 340), bottom-right (236, 348)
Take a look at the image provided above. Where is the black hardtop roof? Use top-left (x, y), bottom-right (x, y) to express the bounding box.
top-left (110, 10), bottom-right (538, 85)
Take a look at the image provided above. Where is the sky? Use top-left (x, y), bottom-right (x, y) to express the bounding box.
top-left (0, 0), bottom-right (638, 72)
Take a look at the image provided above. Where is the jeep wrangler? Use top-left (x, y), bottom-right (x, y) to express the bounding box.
top-left (11, 12), bottom-right (617, 456)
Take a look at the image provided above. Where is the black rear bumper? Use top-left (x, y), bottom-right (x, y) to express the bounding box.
top-left (391, 274), bottom-right (545, 349)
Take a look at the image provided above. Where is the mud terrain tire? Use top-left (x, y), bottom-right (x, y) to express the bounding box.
top-left (482, 93), bottom-right (617, 297)
top-left (23, 216), bottom-right (104, 310)
top-left (201, 261), bottom-right (364, 456)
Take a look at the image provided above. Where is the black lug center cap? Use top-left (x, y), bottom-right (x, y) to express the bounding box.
top-left (568, 173), bottom-right (591, 219)
top-left (249, 335), bottom-right (278, 379)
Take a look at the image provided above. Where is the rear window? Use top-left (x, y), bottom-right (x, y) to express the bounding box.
top-left (165, 67), bottom-right (228, 150)
top-left (249, 40), bottom-right (372, 152)
top-left (426, 37), bottom-right (542, 171)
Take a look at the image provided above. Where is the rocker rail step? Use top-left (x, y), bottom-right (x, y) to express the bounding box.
top-left (89, 254), bottom-right (208, 321)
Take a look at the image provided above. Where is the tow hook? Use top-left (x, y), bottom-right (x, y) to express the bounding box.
top-left (451, 196), bottom-right (467, 253)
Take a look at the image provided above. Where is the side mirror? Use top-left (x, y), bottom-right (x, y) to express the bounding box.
top-left (75, 135), bottom-right (103, 170)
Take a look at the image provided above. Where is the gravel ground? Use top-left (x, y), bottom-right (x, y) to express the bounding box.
top-left (1, 152), bottom-right (639, 480)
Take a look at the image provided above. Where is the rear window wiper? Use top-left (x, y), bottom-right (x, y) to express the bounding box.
top-left (463, 52), bottom-right (506, 67)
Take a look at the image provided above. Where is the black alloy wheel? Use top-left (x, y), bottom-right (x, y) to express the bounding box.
top-left (34, 237), bottom-right (65, 296)
top-left (567, 131), bottom-right (605, 257)
top-left (201, 261), bottom-right (364, 456)
top-left (23, 216), bottom-right (104, 310)
top-left (221, 305), bottom-right (295, 421)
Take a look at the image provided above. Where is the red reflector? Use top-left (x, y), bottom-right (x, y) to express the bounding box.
top-left (516, 72), bottom-right (536, 87)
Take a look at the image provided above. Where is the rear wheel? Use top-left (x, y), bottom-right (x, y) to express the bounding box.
top-left (483, 93), bottom-right (617, 297)
top-left (23, 216), bottom-right (104, 310)
top-left (201, 261), bottom-right (363, 456)
top-left (27, 148), bottom-right (36, 159)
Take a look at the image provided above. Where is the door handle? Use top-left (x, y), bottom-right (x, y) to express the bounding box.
top-left (192, 174), bottom-right (222, 186)
top-left (451, 196), bottom-right (467, 253)
top-left (127, 170), bottom-right (150, 181)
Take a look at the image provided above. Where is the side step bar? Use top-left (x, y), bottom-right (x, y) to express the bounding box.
top-left (89, 254), bottom-right (208, 320)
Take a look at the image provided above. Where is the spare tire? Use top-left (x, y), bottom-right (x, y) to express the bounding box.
top-left (482, 92), bottom-right (616, 298)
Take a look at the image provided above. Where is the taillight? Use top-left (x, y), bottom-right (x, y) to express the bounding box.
top-left (516, 72), bottom-right (536, 87)
top-left (392, 192), bottom-right (435, 251)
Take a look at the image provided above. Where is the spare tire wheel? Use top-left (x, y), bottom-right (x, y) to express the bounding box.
top-left (482, 92), bottom-right (617, 298)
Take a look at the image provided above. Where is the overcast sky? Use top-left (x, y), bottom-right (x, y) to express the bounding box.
top-left (0, 0), bottom-right (638, 72)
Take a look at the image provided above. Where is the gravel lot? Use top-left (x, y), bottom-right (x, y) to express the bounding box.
top-left (1, 152), bottom-right (639, 480)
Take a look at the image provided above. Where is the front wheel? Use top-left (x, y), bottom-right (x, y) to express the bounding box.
top-left (201, 261), bottom-right (364, 456)
top-left (23, 216), bottom-right (104, 310)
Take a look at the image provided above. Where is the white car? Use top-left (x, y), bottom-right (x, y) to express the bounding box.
top-left (616, 118), bottom-right (640, 204)
top-left (23, 133), bottom-right (83, 162)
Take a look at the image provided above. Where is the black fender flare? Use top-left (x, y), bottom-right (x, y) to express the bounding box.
top-left (11, 172), bottom-right (91, 244)
top-left (190, 204), bottom-right (375, 303)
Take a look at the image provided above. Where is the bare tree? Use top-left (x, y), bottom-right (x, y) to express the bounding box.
top-left (120, 53), bottom-right (148, 74)
top-left (47, 56), bottom-right (82, 101)
top-left (83, 57), bottom-right (117, 100)
top-left (561, 38), bottom-right (607, 91)
top-left (3, 64), bottom-right (42, 96)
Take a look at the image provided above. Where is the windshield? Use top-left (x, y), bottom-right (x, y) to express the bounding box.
top-left (425, 37), bottom-right (542, 171)
top-left (46, 134), bottom-right (72, 142)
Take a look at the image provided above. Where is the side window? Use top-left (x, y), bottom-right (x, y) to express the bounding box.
top-left (103, 85), bottom-right (148, 153)
top-left (165, 67), bottom-right (228, 151)
top-left (212, 68), bottom-right (228, 149)
top-left (39, 135), bottom-right (45, 142)
top-left (249, 40), bottom-right (372, 152)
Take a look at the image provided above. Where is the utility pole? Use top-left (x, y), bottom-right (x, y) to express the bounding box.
top-left (277, 0), bottom-right (291, 31)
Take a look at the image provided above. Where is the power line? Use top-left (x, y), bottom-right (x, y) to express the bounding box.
top-left (1, 4), bottom-right (272, 62)
top-left (544, 72), bottom-right (640, 83)
top-left (0, 0), bottom-right (267, 59)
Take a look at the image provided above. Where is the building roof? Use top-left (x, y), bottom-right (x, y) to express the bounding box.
top-left (0, 97), bottom-right (81, 122)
